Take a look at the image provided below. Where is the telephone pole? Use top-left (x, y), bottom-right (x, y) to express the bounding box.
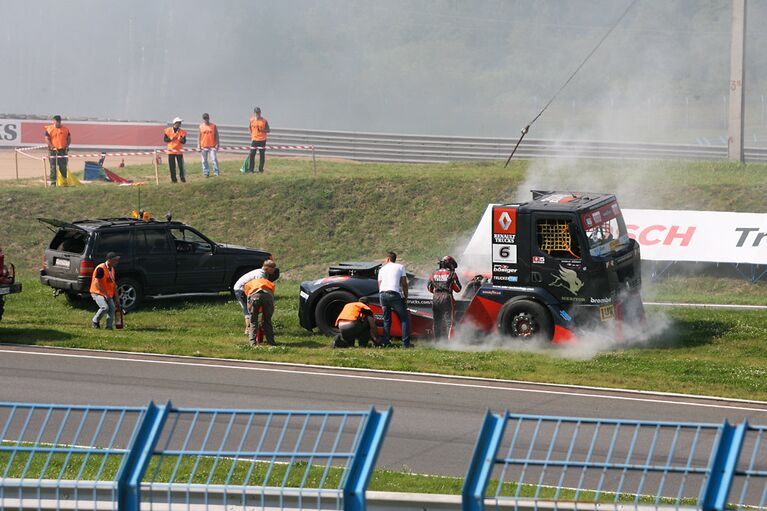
top-left (728, 0), bottom-right (746, 162)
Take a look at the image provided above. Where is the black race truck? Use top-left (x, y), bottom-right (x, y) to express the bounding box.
top-left (299, 191), bottom-right (644, 343)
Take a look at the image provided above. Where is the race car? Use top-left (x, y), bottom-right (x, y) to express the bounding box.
top-left (298, 262), bottom-right (439, 339)
top-left (299, 191), bottom-right (645, 344)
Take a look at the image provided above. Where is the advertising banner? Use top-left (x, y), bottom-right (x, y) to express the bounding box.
top-left (19, 119), bottom-right (162, 149)
top-left (0, 119), bottom-right (22, 146)
top-left (463, 205), bottom-right (767, 268)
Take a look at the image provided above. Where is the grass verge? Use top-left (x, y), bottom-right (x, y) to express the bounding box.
top-left (2, 279), bottom-right (766, 400)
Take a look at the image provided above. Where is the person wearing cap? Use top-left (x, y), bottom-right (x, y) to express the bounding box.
top-left (164, 117), bottom-right (187, 183)
top-left (198, 113), bottom-right (220, 177)
top-left (90, 252), bottom-right (120, 330)
top-left (44, 115), bottom-right (71, 186)
top-left (247, 107), bottom-right (270, 173)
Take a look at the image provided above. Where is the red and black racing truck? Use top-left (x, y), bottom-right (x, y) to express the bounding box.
top-left (300, 190), bottom-right (644, 343)
top-left (0, 246), bottom-right (22, 322)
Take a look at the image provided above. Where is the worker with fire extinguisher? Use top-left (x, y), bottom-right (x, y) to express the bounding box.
top-left (427, 256), bottom-right (462, 339)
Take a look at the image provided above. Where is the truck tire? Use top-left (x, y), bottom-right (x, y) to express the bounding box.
top-left (497, 299), bottom-right (554, 341)
top-left (314, 290), bottom-right (356, 336)
top-left (117, 277), bottom-right (143, 312)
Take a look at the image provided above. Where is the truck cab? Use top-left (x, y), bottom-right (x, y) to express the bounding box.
top-left (465, 191), bottom-right (644, 342)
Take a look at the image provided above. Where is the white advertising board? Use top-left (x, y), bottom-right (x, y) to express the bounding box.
top-left (0, 119), bottom-right (22, 146)
top-left (463, 205), bottom-right (767, 268)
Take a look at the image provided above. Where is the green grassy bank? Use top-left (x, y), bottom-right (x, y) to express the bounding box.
top-left (0, 157), bottom-right (766, 400)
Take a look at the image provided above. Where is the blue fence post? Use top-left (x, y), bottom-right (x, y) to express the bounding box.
top-left (117, 400), bottom-right (172, 511)
top-left (701, 420), bottom-right (748, 511)
top-left (343, 406), bottom-right (393, 511)
top-left (462, 411), bottom-right (507, 511)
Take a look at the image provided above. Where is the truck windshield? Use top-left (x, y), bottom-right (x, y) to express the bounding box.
top-left (581, 202), bottom-right (630, 257)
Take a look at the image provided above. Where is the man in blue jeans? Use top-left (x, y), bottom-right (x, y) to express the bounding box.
top-left (377, 251), bottom-right (411, 348)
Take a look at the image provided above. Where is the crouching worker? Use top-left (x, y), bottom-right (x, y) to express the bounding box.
top-left (234, 260), bottom-right (279, 334)
top-left (244, 261), bottom-right (278, 347)
top-left (333, 297), bottom-right (380, 348)
top-left (90, 252), bottom-right (120, 330)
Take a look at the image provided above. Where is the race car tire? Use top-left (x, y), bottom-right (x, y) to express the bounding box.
top-left (117, 277), bottom-right (143, 313)
top-left (315, 290), bottom-right (357, 336)
top-left (497, 299), bottom-right (554, 341)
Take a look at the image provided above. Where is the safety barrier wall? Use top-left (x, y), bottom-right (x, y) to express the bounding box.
top-left (0, 401), bottom-right (391, 511)
top-left (212, 126), bottom-right (767, 164)
top-left (462, 411), bottom-right (767, 511)
top-left (12, 122), bottom-right (767, 163)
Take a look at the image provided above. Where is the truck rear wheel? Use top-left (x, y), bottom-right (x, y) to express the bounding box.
top-left (497, 299), bottom-right (554, 341)
top-left (315, 290), bottom-right (356, 336)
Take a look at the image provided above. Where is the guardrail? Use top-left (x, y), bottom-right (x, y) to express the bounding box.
top-left (190, 126), bottom-right (767, 164)
top-left (0, 401), bottom-right (391, 511)
top-left (3, 402), bottom-right (766, 511)
top-left (463, 411), bottom-right (767, 511)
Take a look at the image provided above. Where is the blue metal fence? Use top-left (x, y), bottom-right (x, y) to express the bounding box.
top-left (0, 401), bottom-right (391, 511)
top-left (463, 412), bottom-right (767, 511)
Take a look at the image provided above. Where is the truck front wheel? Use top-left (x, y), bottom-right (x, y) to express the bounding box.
top-left (497, 299), bottom-right (554, 341)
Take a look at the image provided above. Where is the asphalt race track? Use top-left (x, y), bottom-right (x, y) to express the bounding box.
top-left (2, 345), bottom-right (767, 477)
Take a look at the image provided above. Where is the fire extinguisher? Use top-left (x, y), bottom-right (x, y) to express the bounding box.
top-left (115, 306), bottom-right (125, 329)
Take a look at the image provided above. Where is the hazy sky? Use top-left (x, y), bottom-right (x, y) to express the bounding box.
top-left (1, 0), bottom-right (764, 140)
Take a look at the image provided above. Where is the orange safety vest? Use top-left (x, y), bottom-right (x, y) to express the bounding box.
top-left (45, 125), bottom-right (70, 149)
top-left (164, 127), bottom-right (187, 153)
top-left (335, 302), bottom-right (372, 326)
top-left (89, 262), bottom-right (116, 298)
top-left (244, 277), bottom-right (275, 296)
top-left (198, 122), bottom-right (217, 148)
top-left (249, 117), bottom-right (268, 141)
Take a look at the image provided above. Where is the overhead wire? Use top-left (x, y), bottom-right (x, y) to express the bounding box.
top-left (504, 0), bottom-right (640, 167)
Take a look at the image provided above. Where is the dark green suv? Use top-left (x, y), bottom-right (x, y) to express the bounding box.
top-left (39, 217), bottom-right (273, 311)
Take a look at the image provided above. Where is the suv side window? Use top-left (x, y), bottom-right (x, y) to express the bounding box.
top-left (169, 227), bottom-right (213, 254)
top-left (137, 229), bottom-right (171, 254)
top-left (93, 230), bottom-right (131, 258)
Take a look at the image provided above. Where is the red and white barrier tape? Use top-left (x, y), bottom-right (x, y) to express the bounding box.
top-left (14, 144), bottom-right (315, 161)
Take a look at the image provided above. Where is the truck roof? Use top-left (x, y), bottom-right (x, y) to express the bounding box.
top-left (510, 190), bottom-right (618, 214)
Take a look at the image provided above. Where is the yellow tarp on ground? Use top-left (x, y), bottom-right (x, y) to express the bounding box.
top-left (56, 170), bottom-right (82, 187)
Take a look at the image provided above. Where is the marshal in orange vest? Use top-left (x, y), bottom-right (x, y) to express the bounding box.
top-left (164, 127), bottom-right (187, 153)
top-left (89, 263), bottom-right (116, 298)
top-left (244, 277), bottom-right (276, 296)
top-left (249, 117), bottom-right (269, 142)
top-left (335, 302), bottom-right (372, 326)
top-left (45, 125), bottom-right (70, 150)
top-left (198, 122), bottom-right (217, 148)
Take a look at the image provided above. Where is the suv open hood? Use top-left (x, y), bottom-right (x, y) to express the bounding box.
top-left (37, 218), bottom-right (87, 232)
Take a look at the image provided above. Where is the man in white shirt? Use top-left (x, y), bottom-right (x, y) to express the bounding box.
top-left (376, 251), bottom-right (411, 348)
top-left (234, 260), bottom-right (278, 333)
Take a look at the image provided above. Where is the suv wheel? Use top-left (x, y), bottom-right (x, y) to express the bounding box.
top-left (117, 278), bottom-right (143, 312)
top-left (497, 299), bottom-right (554, 341)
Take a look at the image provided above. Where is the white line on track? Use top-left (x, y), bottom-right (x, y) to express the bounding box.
top-left (3, 348), bottom-right (767, 414)
top-left (645, 302), bottom-right (767, 310)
